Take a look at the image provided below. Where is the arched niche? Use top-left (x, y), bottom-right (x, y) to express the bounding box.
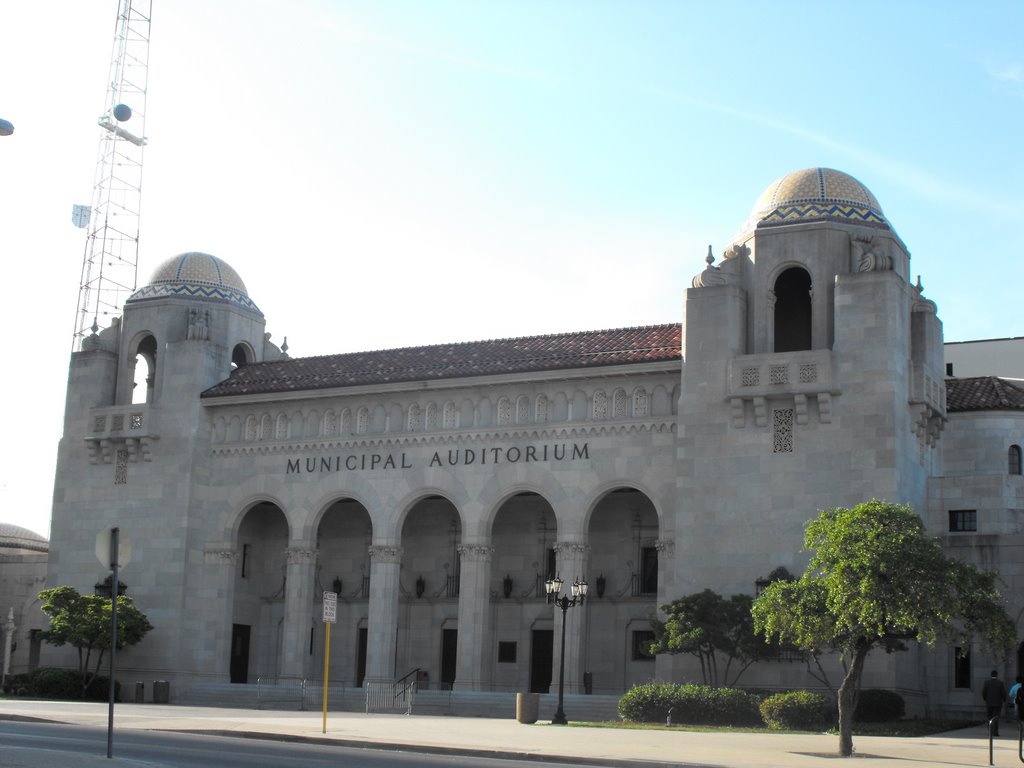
top-left (773, 266), bottom-right (813, 353)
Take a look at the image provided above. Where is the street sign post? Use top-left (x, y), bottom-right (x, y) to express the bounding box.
top-left (95, 527), bottom-right (130, 758)
top-left (322, 591), bottom-right (337, 733)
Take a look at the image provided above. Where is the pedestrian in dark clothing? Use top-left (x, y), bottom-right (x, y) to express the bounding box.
top-left (983, 670), bottom-right (1007, 735)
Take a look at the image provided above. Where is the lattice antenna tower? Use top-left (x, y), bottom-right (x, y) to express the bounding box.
top-left (73, 0), bottom-right (152, 349)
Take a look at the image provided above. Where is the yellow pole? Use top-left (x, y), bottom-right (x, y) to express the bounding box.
top-left (322, 622), bottom-right (331, 734)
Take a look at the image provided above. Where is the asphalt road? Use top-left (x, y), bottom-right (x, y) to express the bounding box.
top-left (0, 721), bottom-right (608, 768)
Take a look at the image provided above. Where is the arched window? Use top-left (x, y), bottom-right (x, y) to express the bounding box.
top-left (132, 334), bottom-right (158, 405)
top-left (773, 267), bottom-right (812, 352)
top-left (231, 343), bottom-right (253, 370)
top-left (1009, 445), bottom-right (1022, 475)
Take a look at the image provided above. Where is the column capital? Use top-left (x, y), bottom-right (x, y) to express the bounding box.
top-left (457, 544), bottom-right (494, 562)
top-left (203, 545), bottom-right (237, 565)
top-left (654, 538), bottom-right (675, 555)
top-left (286, 547), bottom-right (318, 565)
top-left (553, 540), bottom-right (588, 556)
top-left (369, 544), bottom-right (403, 564)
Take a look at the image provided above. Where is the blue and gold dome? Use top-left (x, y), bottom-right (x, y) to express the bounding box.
top-left (736, 168), bottom-right (892, 236)
top-left (127, 252), bottom-right (262, 315)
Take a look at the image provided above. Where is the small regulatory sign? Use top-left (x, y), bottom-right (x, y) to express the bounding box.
top-left (322, 591), bottom-right (338, 624)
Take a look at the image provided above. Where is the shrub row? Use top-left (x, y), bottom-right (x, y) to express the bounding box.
top-left (760, 691), bottom-right (833, 730)
top-left (618, 682), bottom-right (762, 726)
top-left (619, 683), bottom-right (905, 729)
top-left (1, 668), bottom-right (120, 701)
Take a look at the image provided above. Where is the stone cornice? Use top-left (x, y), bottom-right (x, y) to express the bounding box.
top-left (210, 421), bottom-right (675, 457)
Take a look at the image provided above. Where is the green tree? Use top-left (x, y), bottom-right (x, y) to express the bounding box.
top-left (752, 501), bottom-right (1014, 757)
top-left (650, 589), bottom-right (770, 687)
top-left (38, 586), bottom-right (154, 698)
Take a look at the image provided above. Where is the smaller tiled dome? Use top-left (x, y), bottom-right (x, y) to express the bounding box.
top-left (0, 523), bottom-right (48, 553)
top-left (126, 252), bottom-right (262, 315)
top-left (735, 168), bottom-right (892, 236)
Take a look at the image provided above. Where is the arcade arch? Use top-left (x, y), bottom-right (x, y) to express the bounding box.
top-left (231, 502), bottom-right (289, 684)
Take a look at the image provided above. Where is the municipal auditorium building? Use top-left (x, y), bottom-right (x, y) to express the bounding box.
top-left (9, 167), bottom-right (1024, 716)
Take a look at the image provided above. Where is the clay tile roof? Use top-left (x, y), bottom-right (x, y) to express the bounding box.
top-left (202, 324), bottom-right (682, 398)
top-left (946, 376), bottom-right (1024, 412)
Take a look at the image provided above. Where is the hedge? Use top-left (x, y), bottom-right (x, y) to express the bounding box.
top-left (618, 682), bottom-right (763, 726)
top-left (759, 690), bottom-right (833, 730)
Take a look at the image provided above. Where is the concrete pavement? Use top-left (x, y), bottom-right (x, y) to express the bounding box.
top-left (0, 699), bottom-right (1018, 768)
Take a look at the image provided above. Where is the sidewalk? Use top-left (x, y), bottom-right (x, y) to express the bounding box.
top-left (0, 699), bottom-right (1017, 768)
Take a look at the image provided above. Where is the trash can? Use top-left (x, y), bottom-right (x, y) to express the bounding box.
top-left (152, 680), bottom-right (170, 704)
top-left (134, 681), bottom-right (144, 704)
top-left (583, 672), bottom-right (593, 695)
top-left (516, 692), bottom-right (539, 724)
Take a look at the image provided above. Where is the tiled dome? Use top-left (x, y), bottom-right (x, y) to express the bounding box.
top-left (736, 168), bottom-right (891, 236)
top-left (0, 523), bottom-right (48, 553)
top-left (126, 252), bottom-right (262, 315)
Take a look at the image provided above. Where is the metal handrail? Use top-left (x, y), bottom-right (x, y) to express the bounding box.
top-left (986, 715), bottom-right (1024, 765)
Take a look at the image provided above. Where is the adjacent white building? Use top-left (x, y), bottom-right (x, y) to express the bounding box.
top-left (8, 167), bottom-right (1022, 716)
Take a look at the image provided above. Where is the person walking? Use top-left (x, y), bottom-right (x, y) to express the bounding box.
top-left (983, 670), bottom-right (1007, 736)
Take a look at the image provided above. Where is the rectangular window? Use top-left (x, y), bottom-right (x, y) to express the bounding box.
top-left (640, 546), bottom-right (658, 595)
top-left (948, 510), bottom-right (977, 533)
top-left (497, 641), bottom-right (517, 663)
top-left (954, 647), bottom-right (971, 689)
top-left (632, 630), bottom-right (655, 661)
top-left (545, 548), bottom-right (556, 580)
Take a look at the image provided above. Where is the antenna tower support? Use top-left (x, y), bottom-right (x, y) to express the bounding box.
top-left (73, 0), bottom-right (152, 349)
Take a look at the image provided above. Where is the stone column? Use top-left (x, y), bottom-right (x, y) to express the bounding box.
top-left (552, 540), bottom-right (588, 695)
top-left (279, 545), bottom-right (317, 681)
top-left (454, 544), bottom-right (493, 691)
top-left (653, 538), bottom-right (676, 683)
top-left (365, 544), bottom-right (402, 683)
top-left (2, 608), bottom-right (15, 687)
top-left (199, 545), bottom-right (237, 682)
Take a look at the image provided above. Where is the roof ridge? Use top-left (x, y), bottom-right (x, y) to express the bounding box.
top-left (256, 323), bottom-right (682, 364)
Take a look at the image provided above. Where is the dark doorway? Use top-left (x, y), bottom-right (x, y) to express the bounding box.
top-left (230, 624), bottom-right (251, 684)
top-left (356, 627), bottom-right (367, 687)
top-left (773, 267), bottom-right (812, 352)
top-left (530, 629), bottom-right (554, 693)
top-left (440, 629), bottom-right (458, 690)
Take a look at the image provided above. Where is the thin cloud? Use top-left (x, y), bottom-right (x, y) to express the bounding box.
top-left (987, 60), bottom-right (1024, 83)
top-left (635, 82), bottom-right (1022, 220)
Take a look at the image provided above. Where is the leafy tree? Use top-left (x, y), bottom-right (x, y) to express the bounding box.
top-left (752, 500), bottom-right (1014, 757)
top-left (38, 586), bottom-right (154, 698)
top-left (650, 589), bottom-right (770, 687)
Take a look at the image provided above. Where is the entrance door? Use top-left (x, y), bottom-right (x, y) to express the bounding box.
top-left (440, 629), bottom-right (458, 690)
top-left (230, 624), bottom-right (251, 684)
top-left (356, 627), bottom-right (367, 687)
top-left (530, 629), bottom-right (553, 693)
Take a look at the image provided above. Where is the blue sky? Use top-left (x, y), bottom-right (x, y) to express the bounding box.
top-left (2, 0), bottom-right (1022, 536)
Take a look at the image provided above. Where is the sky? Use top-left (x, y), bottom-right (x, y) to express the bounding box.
top-left (1, 0), bottom-right (1022, 539)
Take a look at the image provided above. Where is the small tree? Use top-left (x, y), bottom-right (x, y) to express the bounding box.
top-left (650, 589), bottom-right (770, 687)
top-left (752, 501), bottom-right (1014, 757)
top-left (39, 586), bottom-right (154, 698)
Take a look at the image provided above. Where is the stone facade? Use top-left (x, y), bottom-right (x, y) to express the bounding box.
top-left (29, 171), bottom-right (1024, 716)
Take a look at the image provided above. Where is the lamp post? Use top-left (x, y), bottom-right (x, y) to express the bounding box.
top-left (545, 575), bottom-right (588, 725)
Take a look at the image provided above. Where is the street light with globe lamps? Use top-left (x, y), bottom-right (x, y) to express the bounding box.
top-left (545, 575), bottom-right (588, 725)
